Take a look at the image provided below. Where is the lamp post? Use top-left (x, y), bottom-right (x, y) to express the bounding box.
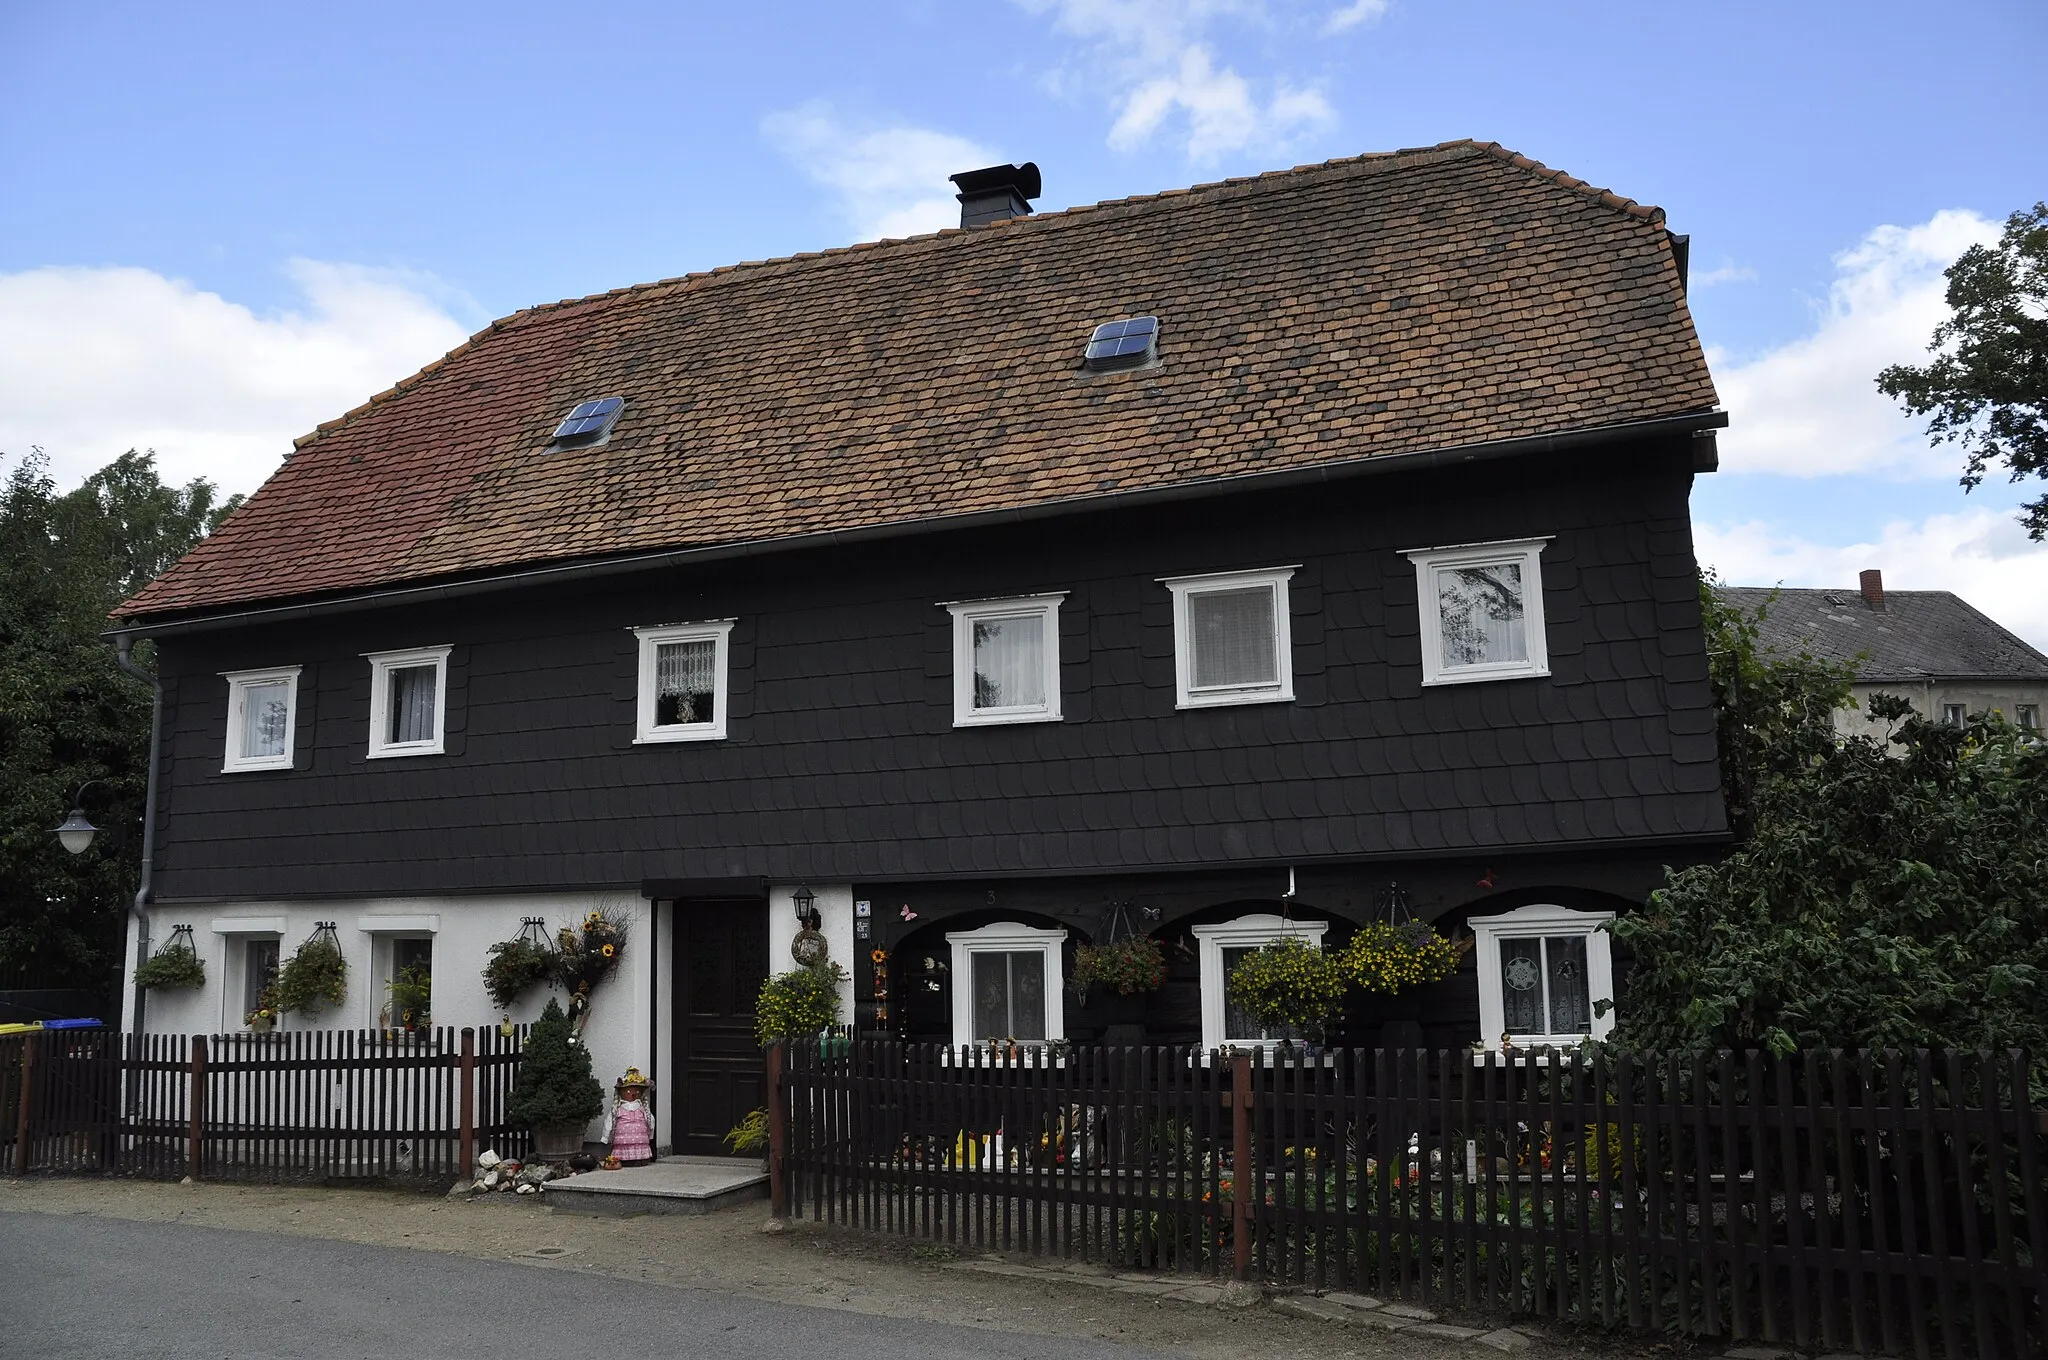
top-left (52, 780), bottom-right (107, 855)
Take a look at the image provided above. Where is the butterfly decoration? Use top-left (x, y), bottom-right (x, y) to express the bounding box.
top-left (899, 905), bottom-right (918, 921)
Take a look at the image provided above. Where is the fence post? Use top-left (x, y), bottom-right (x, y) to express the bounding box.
top-left (459, 1028), bottom-right (476, 1178)
top-left (13, 1033), bottom-right (37, 1175)
top-left (1232, 1050), bottom-right (1253, 1283)
top-left (187, 1034), bottom-right (207, 1181)
top-left (766, 1041), bottom-right (789, 1220)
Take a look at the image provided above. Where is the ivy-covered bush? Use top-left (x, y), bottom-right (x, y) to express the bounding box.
top-left (754, 964), bottom-right (845, 1045)
top-left (507, 998), bottom-right (604, 1130)
top-left (1225, 937), bottom-right (1347, 1042)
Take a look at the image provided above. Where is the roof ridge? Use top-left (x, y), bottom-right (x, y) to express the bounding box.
top-left (274, 138), bottom-right (1663, 465)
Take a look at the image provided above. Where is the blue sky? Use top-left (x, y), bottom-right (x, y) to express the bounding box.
top-left (3, 0), bottom-right (2045, 642)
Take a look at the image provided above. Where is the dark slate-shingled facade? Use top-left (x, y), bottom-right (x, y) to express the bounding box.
top-left (113, 141), bottom-right (1729, 1148)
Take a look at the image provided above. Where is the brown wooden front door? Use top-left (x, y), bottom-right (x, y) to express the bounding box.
top-left (672, 899), bottom-right (770, 1156)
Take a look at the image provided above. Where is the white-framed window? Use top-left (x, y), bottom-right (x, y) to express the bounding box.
top-left (221, 667), bottom-right (301, 773)
top-left (365, 646), bottom-right (451, 758)
top-left (1403, 538), bottom-right (1552, 686)
top-left (1193, 914), bottom-right (1330, 1052)
top-left (633, 621), bottom-right (734, 743)
top-left (946, 922), bottom-right (1067, 1048)
top-left (1469, 903), bottom-right (1615, 1049)
top-left (359, 915), bottom-right (438, 1029)
top-left (210, 916), bottom-right (286, 1028)
top-left (945, 594), bottom-right (1064, 726)
top-left (1161, 567), bottom-right (1296, 708)
top-left (1942, 703), bottom-right (1967, 727)
top-left (2018, 704), bottom-right (2039, 732)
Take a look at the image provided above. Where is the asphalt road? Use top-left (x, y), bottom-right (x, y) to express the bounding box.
top-left (0, 1211), bottom-right (1174, 1360)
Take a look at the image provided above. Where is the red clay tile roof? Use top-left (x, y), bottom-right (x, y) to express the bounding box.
top-left (116, 139), bottom-right (1719, 622)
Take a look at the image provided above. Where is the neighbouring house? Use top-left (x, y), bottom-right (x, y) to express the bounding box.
top-left (108, 140), bottom-right (1729, 1154)
top-left (1721, 571), bottom-right (2048, 740)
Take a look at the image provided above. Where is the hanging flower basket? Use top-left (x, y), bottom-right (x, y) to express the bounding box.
top-left (1225, 936), bottom-right (1347, 1042)
top-left (134, 927), bottom-right (206, 991)
top-left (1340, 920), bottom-right (1470, 994)
top-left (482, 918), bottom-right (556, 1008)
top-left (274, 923), bottom-right (348, 1015)
top-left (1071, 933), bottom-right (1166, 999)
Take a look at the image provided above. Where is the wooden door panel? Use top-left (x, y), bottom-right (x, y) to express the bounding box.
top-left (672, 899), bottom-right (769, 1156)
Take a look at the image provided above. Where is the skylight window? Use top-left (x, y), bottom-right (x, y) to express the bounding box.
top-left (1082, 316), bottom-right (1158, 372)
top-left (551, 396), bottom-right (625, 444)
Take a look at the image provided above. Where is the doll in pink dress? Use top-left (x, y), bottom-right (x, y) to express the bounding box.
top-left (601, 1067), bottom-right (656, 1166)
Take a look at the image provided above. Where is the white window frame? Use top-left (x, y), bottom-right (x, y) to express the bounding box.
top-left (220, 666), bottom-right (301, 773)
top-left (358, 915), bottom-right (440, 1029)
top-left (1469, 903), bottom-right (1615, 1049)
top-left (1161, 567), bottom-right (1297, 709)
top-left (209, 916), bottom-right (286, 1030)
top-left (946, 922), bottom-right (1068, 1048)
top-left (364, 646), bottom-right (451, 759)
top-left (1193, 913), bottom-right (1330, 1053)
top-left (1403, 537), bottom-right (1552, 686)
top-left (633, 620), bottom-right (735, 743)
top-left (944, 593), bottom-right (1065, 727)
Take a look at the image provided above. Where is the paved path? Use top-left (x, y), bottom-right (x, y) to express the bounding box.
top-left (0, 1211), bottom-right (1170, 1360)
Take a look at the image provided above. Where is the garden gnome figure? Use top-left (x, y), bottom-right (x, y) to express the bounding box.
top-left (601, 1067), bottom-right (655, 1167)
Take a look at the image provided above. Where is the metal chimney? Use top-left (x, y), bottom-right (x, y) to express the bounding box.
top-left (949, 163), bottom-right (1041, 228)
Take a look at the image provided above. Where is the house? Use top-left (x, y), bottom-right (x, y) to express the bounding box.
top-left (1721, 571), bottom-right (2048, 740)
top-left (109, 141), bottom-right (1729, 1154)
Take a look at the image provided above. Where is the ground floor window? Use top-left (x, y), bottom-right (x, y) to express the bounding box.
top-left (1192, 914), bottom-right (1330, 1053)
top-left (1468, 903), bottom-right (1615, 1049)
top-left (945, 923), bottom-right (1066, 1048)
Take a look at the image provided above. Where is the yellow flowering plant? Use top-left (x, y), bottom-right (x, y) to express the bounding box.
top-left (1340, 921), bottom-right (1469, 994)
top-left (1226, 937), bottom-right (1347, 1041)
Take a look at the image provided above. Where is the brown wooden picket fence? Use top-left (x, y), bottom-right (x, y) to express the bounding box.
top-left (2, 1026), bottom-right (528, 1183)
top-left (776, 1041), bottom-right (2047, 1360)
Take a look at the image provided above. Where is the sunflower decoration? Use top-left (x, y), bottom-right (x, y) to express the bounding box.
top-left (555, 906), bottom-right (629, 996)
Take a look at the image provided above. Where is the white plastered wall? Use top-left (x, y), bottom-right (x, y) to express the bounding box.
top-left (766, 883), bottom-right (854, 1025)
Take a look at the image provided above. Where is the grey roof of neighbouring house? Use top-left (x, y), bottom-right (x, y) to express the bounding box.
top-left (1718, 587), bottom-right (2048, 683)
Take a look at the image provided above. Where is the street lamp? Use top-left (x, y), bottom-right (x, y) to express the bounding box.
top-left (52, 781), bottom-right (107, 855)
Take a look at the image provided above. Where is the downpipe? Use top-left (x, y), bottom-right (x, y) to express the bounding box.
top-left (112, 636), bottom-right (161, 1038)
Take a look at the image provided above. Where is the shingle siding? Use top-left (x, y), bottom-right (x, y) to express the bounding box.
top-left (147, 444), bottom-right (1723, 901)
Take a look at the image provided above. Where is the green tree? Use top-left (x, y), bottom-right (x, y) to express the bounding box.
top-left (1877, 202), bottom-right (2048, 538)
top-left (506, 998), bottom-right (605, 1129)
top-left (0, 448), bottom-right (240, 996)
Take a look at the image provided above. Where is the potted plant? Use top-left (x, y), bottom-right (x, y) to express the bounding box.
top-left (754, 963), bottom-right (846, 1045)
top-left (134, 939), bottom-right (207, 991)
top-left (507, 998), bottom-right (604, 1160)
top-left (1070, 933), bottom-right (1166, 1003)
top-left (245, 987), bottom-right (279, 1034)
top-left (1340, 920), bottom-right (1470, 994)
top-left (1225, 936), bottom-right (1348, 1047)
top-left (274, 927), bottom-right (347, 1016)
top-left (387, 962), bottom-right (432, 1032)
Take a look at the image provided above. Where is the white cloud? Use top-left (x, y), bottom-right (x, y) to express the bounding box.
top-left (1017, 0), bottom-right (1337, 161)
top-left (1712, 209), bottom-right (2000, 479)
top-left (1322, 0), bottom-right (1387, 34)
top-left (762, 103), bottom-right (1000, 242)
top-left (1692, 260), bottom-right (1758, 287)
top-left (1695, 509), bottom-right (2048, 651)
top-left (0, 261), bottom-right (473, 497)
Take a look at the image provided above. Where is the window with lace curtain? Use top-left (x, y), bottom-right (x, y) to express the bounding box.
top-left (1162, 567), bottom-right (1296, 708)
top-left (366, 646), bottom-right (451, 758)
top-left (633, 620), bottom-right (734, 742)
top-left (1468, 903), bottom-right (1615, 1048)
top-left (221, 666), bottom-right (301, 772)
top-left (945, 594), bottom-right (1064, 726)
top-left (1403, 538), bottom-right (1551, 686)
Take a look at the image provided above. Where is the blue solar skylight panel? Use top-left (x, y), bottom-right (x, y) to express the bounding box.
top-left (552, 396), bottom-right (624, 441)
top-left (1083, 315), bottom-right (1158, 366)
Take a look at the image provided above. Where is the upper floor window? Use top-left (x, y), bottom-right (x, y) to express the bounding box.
top-left (366, 646), bottom-right (451, 759)
top-left (1193, 914), bottom-right (1329, 1052)
top-left (1404, 538), bottom-right (1551, 686)
top-left (947, 922), bottom-right (1067, 1048)
top-left (634, 620), bottom-right (734, 743)
top-left (1162, 567), bottom-right (1296, 709)
top-left (1469, 903), bottom-right (1615, 1049)
top-left (221, 666), bottom-right (301, 773)
top-left (946, 594), bottom-right (1064, 726)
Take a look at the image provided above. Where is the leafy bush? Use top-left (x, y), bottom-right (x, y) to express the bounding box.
top-left (273, 934), bottom-right (347, 1015)
top-left (1225, 937), bottom-right (1347, 1042)
top-left (507, 998), bottom-right (604, 1129)
top-left (754, 964), bottom-right (845, 1045)
top-left (1340, 921), bottom-right (1466, 994)
top-left (133, 941), bottom-right (206, 990)
top-left (1072, 934), bottom-right (1166, 996)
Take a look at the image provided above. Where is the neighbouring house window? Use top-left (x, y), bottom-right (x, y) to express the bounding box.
top-left (221, 667), bottom-right (301, 772)
top-left (1161, 567), bottom-right (1297, 708)
top-left (2018, 704), bottom-right (2040, 731)
top-left (633, 621), bottom-right (735, 743)
top-left (1943, 704), bottom-right (1967, 727)
top-left (1403, 538), bottom-right (1552, 686)
top-left (946, 922), bottom-right (1067, 1047)
top-left (1193, 914), bottom-right (1330, 1053)
top-left (946, 594), bottom-right (1064, 726)
top-left (1469, 904), bottom-right (1616, 1049)
top-left (366, 646), bottom-right (451, 758)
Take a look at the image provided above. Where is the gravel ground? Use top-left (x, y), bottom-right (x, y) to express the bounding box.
top-left (0, 1177), bottom-right (1681, 1359)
